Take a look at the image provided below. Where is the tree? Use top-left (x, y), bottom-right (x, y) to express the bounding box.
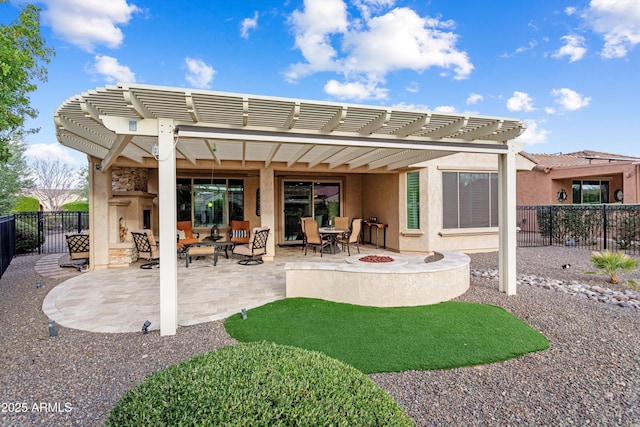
top-left (0, 1), bottom-right (54, 163)
top-left (0, 139), bottom-right (33, 214)
top-left (29, 158), bottom-right (80, 211)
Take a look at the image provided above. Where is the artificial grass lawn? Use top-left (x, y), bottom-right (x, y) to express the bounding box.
top-left (225, 298), bottom-right (549, 374)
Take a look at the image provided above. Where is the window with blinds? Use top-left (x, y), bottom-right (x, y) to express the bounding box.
top-left (406, 171), bottom-right (420, 229)
top-left (442, 172), bottom-right (498, 229)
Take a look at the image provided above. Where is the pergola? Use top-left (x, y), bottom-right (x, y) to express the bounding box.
top-left (55, 83), bottom-right (525, 336)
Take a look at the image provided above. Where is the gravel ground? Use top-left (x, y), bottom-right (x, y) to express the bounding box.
top-left (1, 246), bottom-right (639, 426)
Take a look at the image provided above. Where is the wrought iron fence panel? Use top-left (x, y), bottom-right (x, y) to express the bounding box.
top-left (14, 211), bottom-right (89, 255)
top-left (0, 215), bottom-right (16, 278)
top-left (517, 205), bottom-right (640, 254)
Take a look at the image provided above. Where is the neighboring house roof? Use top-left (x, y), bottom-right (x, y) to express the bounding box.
top-left (521, 150), bottom-right (640, 171)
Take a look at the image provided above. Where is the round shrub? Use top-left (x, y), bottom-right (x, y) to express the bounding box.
top-left (106, 342), bottom-right (414, 426)
top-left (15, 219), bottom-right (44, 254)
top-left (11, 196), bottom-right (40, 213)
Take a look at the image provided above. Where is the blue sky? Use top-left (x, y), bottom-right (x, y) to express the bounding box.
top-left (4, 0), bottom-right (640, 166)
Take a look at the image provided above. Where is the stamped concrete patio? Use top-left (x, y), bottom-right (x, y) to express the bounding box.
top-left (41, 245), bottom-right (394, 334)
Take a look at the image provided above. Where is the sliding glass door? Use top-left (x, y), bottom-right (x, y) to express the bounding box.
top-left (283, 181), bottom-right (341, 243)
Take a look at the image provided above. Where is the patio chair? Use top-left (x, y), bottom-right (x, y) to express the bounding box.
top-left (131, 230), bottom-right (160, 269)
top-left (338, 218), bottom-right (362, 256)
top-left (232, 226), bottom-right (270, 265)
top-left (229, 220), bottom-right (250, 245)
top-left (334, 216), bottom-right (349, 230)
top-left (304, 219), bottom-right (330, 257)
top-left (64, 234), bottom-right (90, 270)
top-left (300, 217), bottom-right (312, 251)
top-left (177, 221), bottom-right (200, 246)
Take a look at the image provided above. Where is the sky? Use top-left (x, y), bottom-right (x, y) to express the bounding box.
top-left (3, 0), bottom-right (640, 167)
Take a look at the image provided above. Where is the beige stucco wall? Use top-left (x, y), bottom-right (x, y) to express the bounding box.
top-left (361, 173), bottom-right (399, 251)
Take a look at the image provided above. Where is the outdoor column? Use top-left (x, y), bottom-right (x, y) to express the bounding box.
top-left (498, 142), bottom-right (519, 295)
top-left (260, 166), bottom-right (276, 261)
top-left (158, 119), bottom-right (178, 335)
top-left (89, 157), bottom-right (110, 270)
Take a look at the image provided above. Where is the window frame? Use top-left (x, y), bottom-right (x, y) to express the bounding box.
top-left (406, 171), bottom-right (420, 230)
top-left (442, 171), bottom-right (498, 229)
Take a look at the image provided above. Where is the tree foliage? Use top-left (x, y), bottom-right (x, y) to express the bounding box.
top-left (0, 1), bottom-right (54, 162)
top-left (0, 139), bottom-right (33, 214)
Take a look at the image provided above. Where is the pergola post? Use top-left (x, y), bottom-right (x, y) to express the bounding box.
top-left (158, 119), bottom-right (178, 335)
top-left (259, 166), bottom-right (276, 261)
top-left (498, 141), bottom-right (519, 295)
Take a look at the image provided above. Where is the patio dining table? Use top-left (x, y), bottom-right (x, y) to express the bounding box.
top-left (318, 227), bottom-right (349, 254)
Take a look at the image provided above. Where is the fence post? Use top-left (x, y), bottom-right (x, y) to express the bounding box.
top-left (602, 204), bottom-right (608, 251)
top-left (548, 206), bottom-right (553, 244)
top-left (77, 211), bottom-right (83, 233)
top-left (37, 211), bottom-right (43, 255)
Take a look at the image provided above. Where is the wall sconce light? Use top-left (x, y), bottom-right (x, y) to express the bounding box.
top-left (142, 320), bottom-right (151, 334)
top-left (129, 120), bottom-right (137, 131)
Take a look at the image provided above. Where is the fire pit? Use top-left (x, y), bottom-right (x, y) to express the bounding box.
top-left (359, 255), bottom-right (394, 263)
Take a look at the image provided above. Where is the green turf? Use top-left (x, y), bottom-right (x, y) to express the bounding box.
top-left (225, 298), bottom-right (549, 374)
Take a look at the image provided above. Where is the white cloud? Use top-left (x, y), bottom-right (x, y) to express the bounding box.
top-left (184, 57), bottom-right (216, 89)
top-left (392, 102), bottom-right (431, 111)
top-left (286, 0), bottom-right (473, 101)
top-left (553, 34), bottom-right (587, 62)
top-left (324, 79), bottom-right (388, 101)
top-left (466, 93), bottom-right (484, 105)
top-left (584, 0), bottom-right (640, 58)
top-left (506, 91), bottom-right (536, 112)
top-left (565, 6), bottom-right (578, 16)
top-left (551, 88), bottom-right (591, 111)
top-left (240, 11), bottom-right (259, 39)
top-left (25, 143), bottom-right (79, 165)
top-left (514, 119), bottom-right (550, 145)
top-left (405, 81), bottom-right (419, 93)
top-left (434, 105), bottom-right (457, 113)
top-left (90, 55), bottom-right (136, 82)
top-left (41, 0), bottom-right (140, 52)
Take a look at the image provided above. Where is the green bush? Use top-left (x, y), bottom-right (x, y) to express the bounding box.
top-left (10, 196), bottom-right (40, 213)
top-left (15, 219), bottom-right (44, 254)
top-left (106, 342), bottom-right (414, 426)
top-left (62, 201), bottom-right (88, 211)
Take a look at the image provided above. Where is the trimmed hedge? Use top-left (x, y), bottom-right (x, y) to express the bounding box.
top-left (11, 196), bottom-right (40, 213)
top-left (106, 342), bottom-right (414, 426)
top-left (62, 201), bottom-right (88, 211)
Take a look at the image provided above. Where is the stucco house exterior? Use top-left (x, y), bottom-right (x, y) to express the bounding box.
top-left (55, 83), bottom-right (528, 335)
top-left (517, 151), bottom-right (640, 206)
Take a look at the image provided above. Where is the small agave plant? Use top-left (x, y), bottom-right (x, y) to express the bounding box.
top-left (588, 250), bottom-right (638, 286)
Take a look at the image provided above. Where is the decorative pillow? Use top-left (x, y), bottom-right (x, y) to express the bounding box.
top-left (177, 229), bottom-right (186, 240)
top-left (232, 230), bottom-right (247, 238)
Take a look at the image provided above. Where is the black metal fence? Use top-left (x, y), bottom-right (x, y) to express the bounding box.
top-left (517, 204), bottom-right (640, 254)
top-left (0, 215), bottom-right (16, 279)
top-left (14, 211), bottom-right (89, 255)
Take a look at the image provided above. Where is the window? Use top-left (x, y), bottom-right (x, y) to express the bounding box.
top-left (176, 178), bottom-right (244, 227)
top-left (572, 180), bottom-right (609, 204)
top-left (443, 172), bottom-right (498, 229)
top-left (406, 171), bottom-right (420, 229)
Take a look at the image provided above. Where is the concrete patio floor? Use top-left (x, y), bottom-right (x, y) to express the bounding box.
top-left (40, 244), bottom-right (393, 334)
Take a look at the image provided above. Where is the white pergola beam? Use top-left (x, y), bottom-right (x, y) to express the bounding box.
top-left (284, 102), bottom-right (300, 129)
top-left (124, 89), bottom-right (155, 119)
top-left (394, 114), bottom-right (431, 137)
top-left (101, 134), bottom-right (132, 170)
top-left (498, 141), bottom-right (518, 295)
top-left (359, 110), bottom-right (391, 135)
top-left (423, 117), bottom-right (468, 139)
top-left (321, 107), bottom-right (347, 133)
top-left (385, 150), bottom-right (454, 170)
top-left (460, 120), bottom-right (503, 141)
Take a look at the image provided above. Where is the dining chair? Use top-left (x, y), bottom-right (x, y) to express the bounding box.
top-left (300, 217), bottom-right (313, 251)
top-left (338, 218), bottom-right (362, 256)
top-left (304, 219), bottom-right (330, 257)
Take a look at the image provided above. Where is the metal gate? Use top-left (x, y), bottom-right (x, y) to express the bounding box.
top-left (14, 211), bottom-right (89, 255)
top-left (517, 205), bottom-right (640, 254)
